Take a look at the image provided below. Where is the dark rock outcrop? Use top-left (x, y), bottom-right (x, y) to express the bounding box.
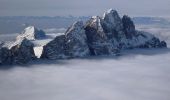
top-left (0, 46), bottom-right (11, 65)
top-left (41, 35), bottom-right (66, 59)
top-left (122, 15), bottom-right (136, 39)
top-left (9, 38), bottom-right (35, 64)
top-left (0, 39), bottom-right (35, 65)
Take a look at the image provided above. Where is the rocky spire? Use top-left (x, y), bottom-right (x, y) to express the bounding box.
top-left (122, 15), bottom-right (136, 39)
top-left (85, 16), bottom-right (119, 55)
top-left (0, 46), bottom-right (11, 65)
top-left (102, 9), bottom-right (126, 41)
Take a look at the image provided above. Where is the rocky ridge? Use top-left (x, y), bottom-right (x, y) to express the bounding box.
top-left (0, 9), bottom-right (167, 65)
top-left (41, 9), bottom-right (167, 59)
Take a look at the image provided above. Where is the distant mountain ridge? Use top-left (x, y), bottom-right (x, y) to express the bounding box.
top-left (1, 16), bottom-right (170, 34)
top-left (132, 17), bottom-right (170, 25)
top-left (41, 9), bottom-right (167, 59)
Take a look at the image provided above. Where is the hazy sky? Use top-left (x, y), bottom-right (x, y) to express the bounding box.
top-left (0, 0), bottom-right (170, 17)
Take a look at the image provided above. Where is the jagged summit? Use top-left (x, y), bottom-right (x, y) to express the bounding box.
top-left (122, 15), bottom-right (136, 39)
top-left (102, 9), bottom-right (121, 25)
top-left (41, 9), bottom-right (167, 60)
top-left (17, 26), bottom-right (46, 40)
top-left (41, 21), bottom-right (90, 59)
top-left (103, 9), bottom-right (118, 18)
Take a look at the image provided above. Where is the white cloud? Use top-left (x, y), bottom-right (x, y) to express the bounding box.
top-left (0, 48), bottom-right (170, 100)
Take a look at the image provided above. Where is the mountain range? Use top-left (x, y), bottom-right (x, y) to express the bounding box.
top-left (0, 9), bottom-right (167, 65)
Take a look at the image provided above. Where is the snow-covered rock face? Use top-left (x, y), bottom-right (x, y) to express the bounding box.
top-left (41, 21), bottom-right (90, 59)
top-left (0, 39), bottom-right (35, 65)
top-left (102, 9), bottom-right (126, 41)
top-left (85, 9), bottom-right (167, 50)
top-left (42, 9), bottom-right (167, 59)
top-left (65, 21), bottom-right (90, 57)
top-left (17, 26), bottom-right (46, 40)
top-left (85, 16), bottom-right (119, 55)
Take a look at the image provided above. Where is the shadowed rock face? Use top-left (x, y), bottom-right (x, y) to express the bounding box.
top-left (0, 47), bottom-right (11, 65)
top-left (102, 9), bottom-right (126, 41)
top-left (17, 26), bottom-right (46, 40)
top-left (122, 15), bottom-right (136, 39)
top-left (41, 21), bottom-right (90, 59)
top-left (65, 21), bottom-right (90, 57)
top-left (41, 35), bottom-right (66, 59)
top-left (9, 39), bottom-right (35, 64)
top-left (0, 39), bottom-right (35, 65)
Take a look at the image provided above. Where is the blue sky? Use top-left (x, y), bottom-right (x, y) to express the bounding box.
top-left (0, 0), bottom-right (170, 17)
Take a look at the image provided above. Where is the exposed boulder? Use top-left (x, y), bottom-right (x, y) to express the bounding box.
top-left (17, 26), bottom-right (46, 40)
top-left (160, 41), bottom-right (167, 47)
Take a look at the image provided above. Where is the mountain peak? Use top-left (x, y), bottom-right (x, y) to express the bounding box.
top-left (103, 9), bottom-right (119, 20)
top-left (17, 26), bottom-right (46, 40)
